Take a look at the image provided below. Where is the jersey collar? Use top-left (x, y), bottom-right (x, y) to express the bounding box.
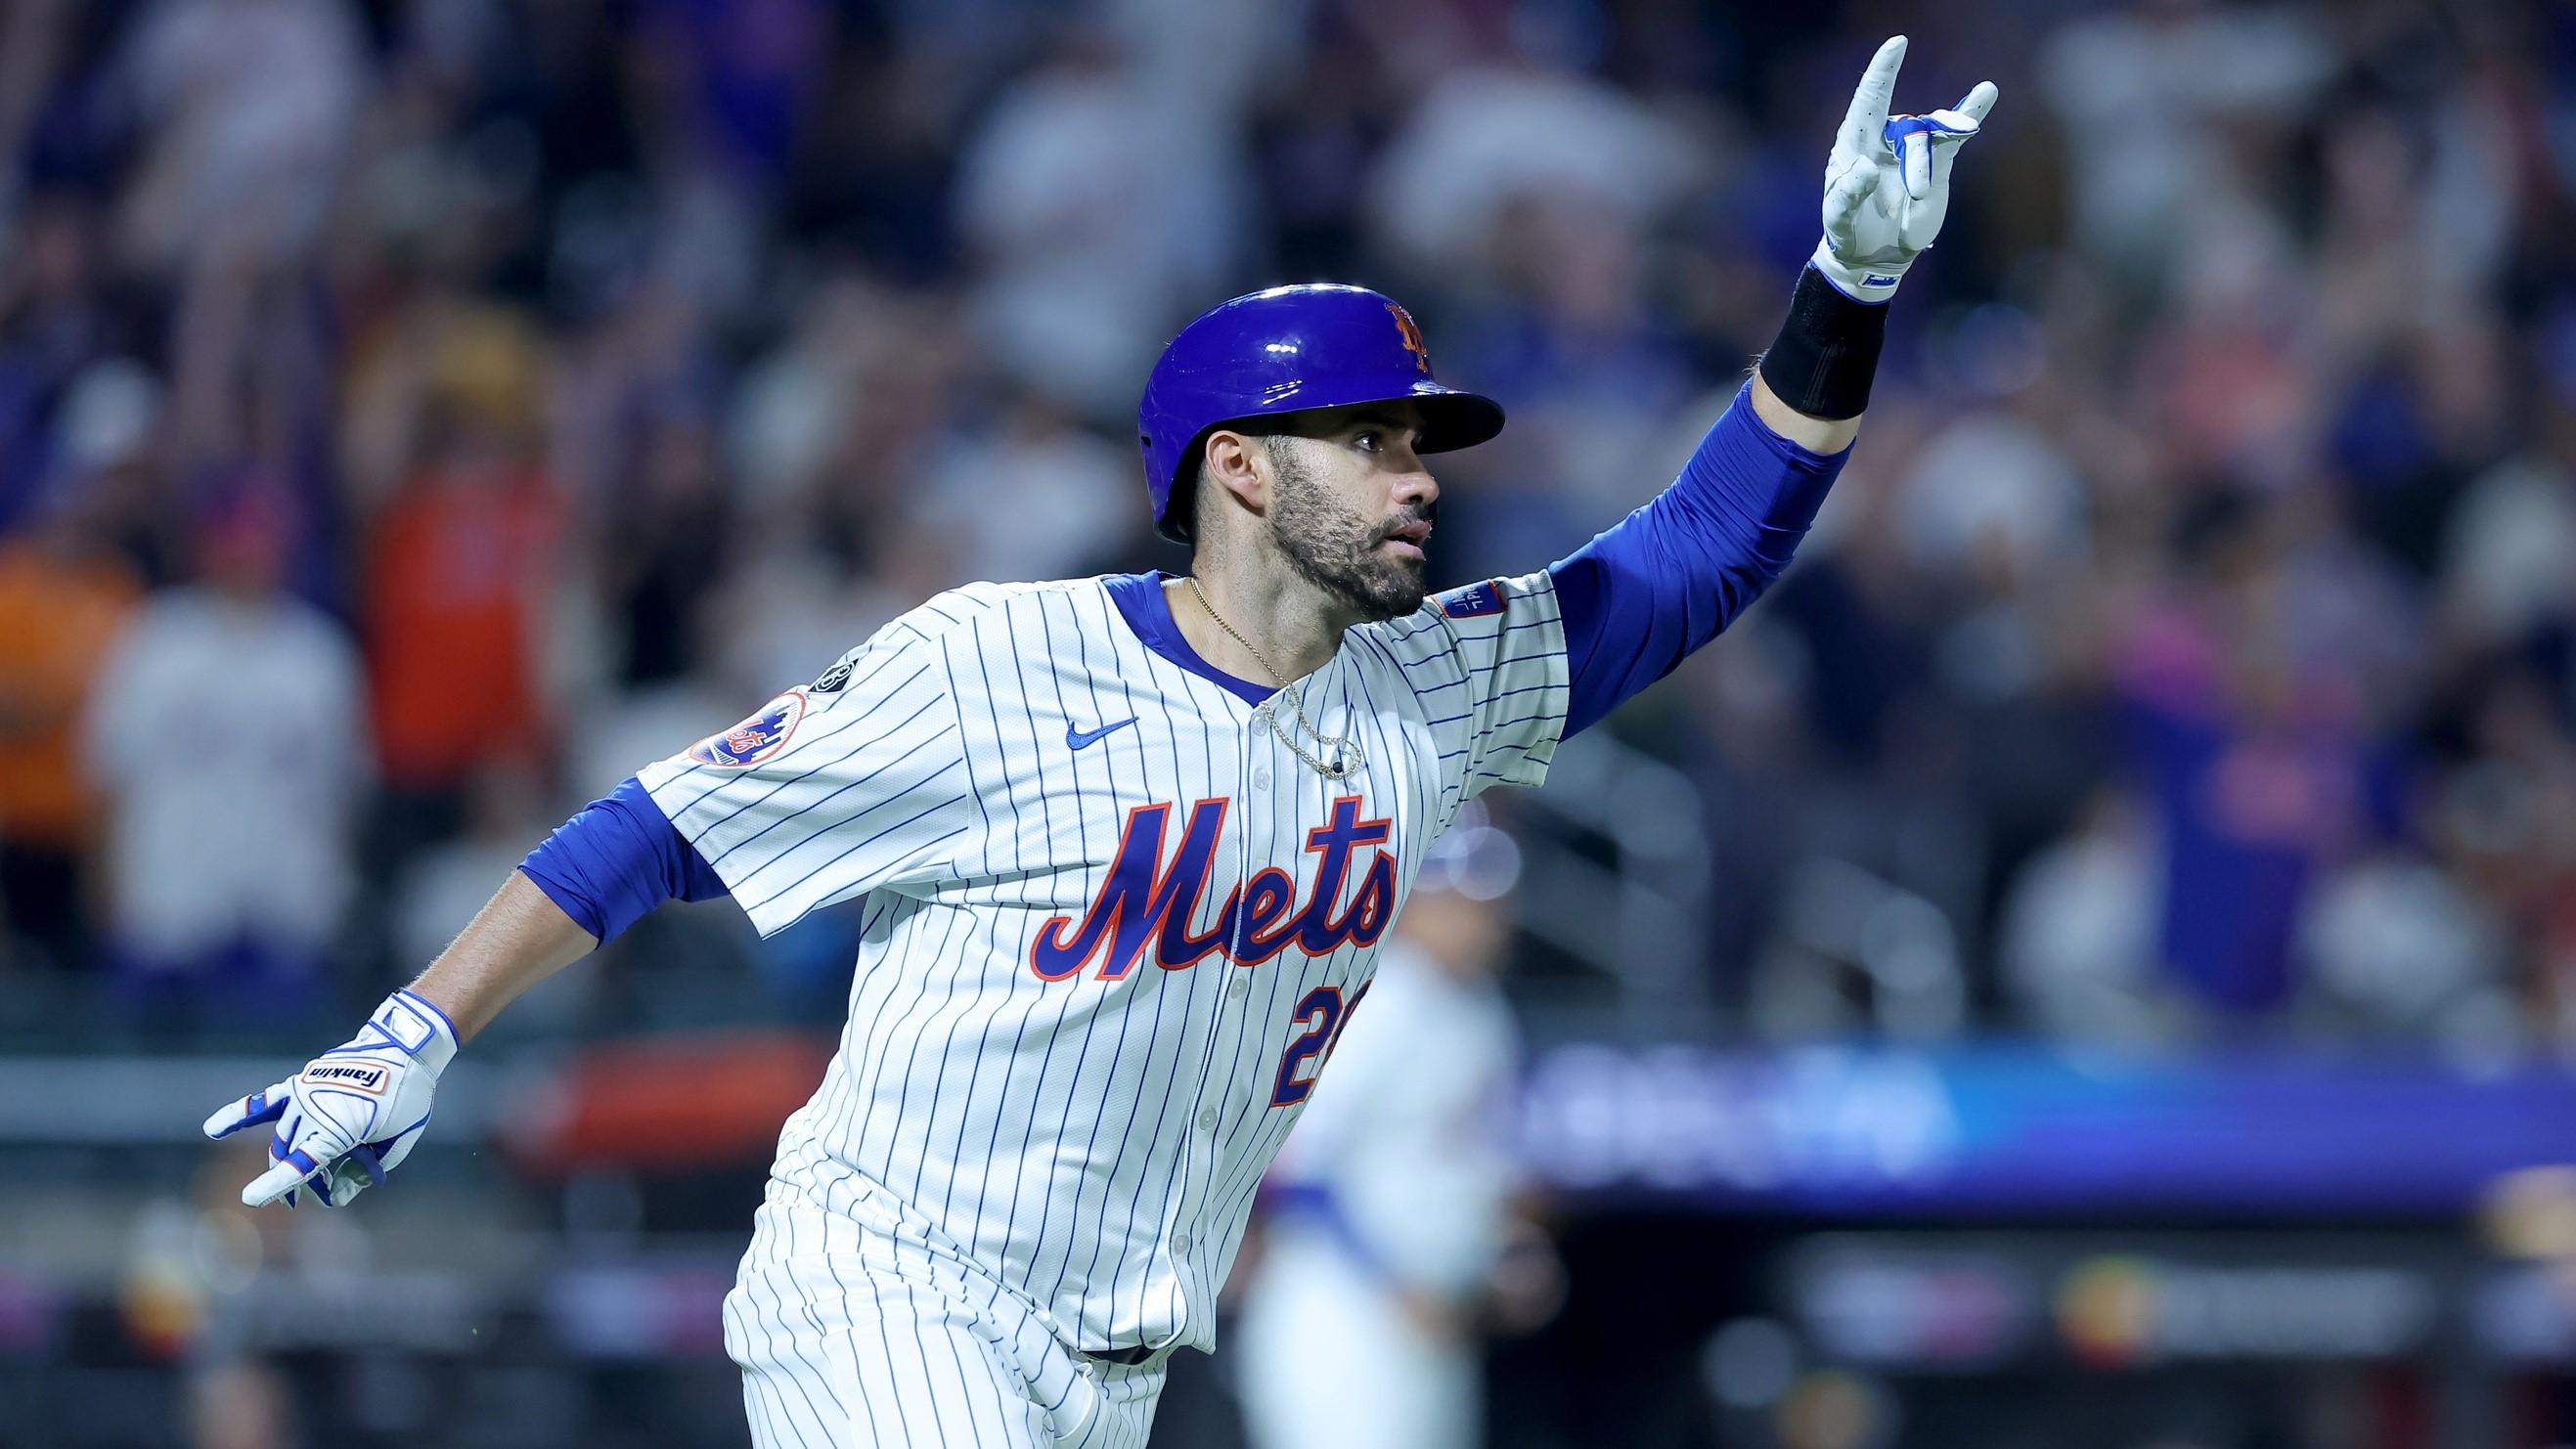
top-left (1101, 571), bottom-right (1273, 707)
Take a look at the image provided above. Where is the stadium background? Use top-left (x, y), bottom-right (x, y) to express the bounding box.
top-left (3, 0), bottom-right (2575, 1444)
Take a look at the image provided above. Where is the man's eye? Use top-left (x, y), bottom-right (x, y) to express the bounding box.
top-left (1354, 431), bottom-right (1381, 451)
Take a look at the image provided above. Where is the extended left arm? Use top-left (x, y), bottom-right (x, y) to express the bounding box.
top-left (1553, 35), bottom-right (1994, 734)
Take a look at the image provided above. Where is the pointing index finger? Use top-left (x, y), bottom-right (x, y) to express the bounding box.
top-left (1841, 36), bottom-right (1909, 156)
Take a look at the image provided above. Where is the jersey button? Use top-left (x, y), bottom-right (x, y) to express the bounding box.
top-left (1172, 1231), bottom-right (1193, 1254)
top-left (1196, 1106), bottom-right (1220, 1132)
top-left (1253, 768), bottom-right (1270, 789)
top-left (1226, 974), bottom-right (1249, 998)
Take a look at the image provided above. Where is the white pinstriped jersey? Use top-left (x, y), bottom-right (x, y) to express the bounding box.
top-left (637, 569), bottom-right (1568, 1354)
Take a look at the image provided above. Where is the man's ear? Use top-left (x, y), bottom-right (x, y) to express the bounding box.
top-left (1198, 428), bottom-right (1271, 522)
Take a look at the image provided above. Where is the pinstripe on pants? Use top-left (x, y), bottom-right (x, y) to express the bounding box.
top-left (727, 1181), bottom-right (1169, 1448)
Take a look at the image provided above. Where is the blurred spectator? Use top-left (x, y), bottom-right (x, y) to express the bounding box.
top-left (1363, 45), bottom-right (1702, 284)
top-left (0, 472), bottom-right (142, 969)
top-left (0, 196), bottom-right (142, 535)
top-left (2440, 402), bottom-right (2576, 653)
top-left (357, 311), bottom-right (559, 846)
top-left (0, 0), bottom-right (2559, 1062)
top-left (2429, 669), bottom-right (2576, 1056)
top-left (918, 392), bottom-right (1133, 582)
top-left (116, 0), bottom-right (367, 278)
top-left (2111, 492), bottom-right (2412, 1020)
top-left (1890, 400), bottom-right (2087, 585)
top-left (2034, 1), bottom-right (2333, 292)
top-left (2293, 842), bottom-right (2515, 1053)
top-left (82, 481), bottom-right (367, 1014)
top-left (954, 24), bottom-right (1243, 417)
top-left (1999, 789), bottom-right (2170, 1044)
top-left (600, 411), bottom-right (730, 687)
top-left (1442, 196), bottom-right (1700, 553)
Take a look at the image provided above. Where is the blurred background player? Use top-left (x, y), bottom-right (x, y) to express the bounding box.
top-left (86, 479), bottom-right (368, 1025)
top-left (1235, 802), bottom-right (1539, 1449)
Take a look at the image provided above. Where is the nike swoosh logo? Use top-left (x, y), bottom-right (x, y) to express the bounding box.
top-left (1066, 717), bottom-right (1139, 751)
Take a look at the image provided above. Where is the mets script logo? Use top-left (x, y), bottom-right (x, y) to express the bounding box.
top-left (1385, 303), bottom-right (1431, 373)
top-left (688, 690), bottom-right (807, 767)
top-left (1032, 795), bottom-right (1399, 981)
top-left (300, 1062), bottom-right (389, 1095)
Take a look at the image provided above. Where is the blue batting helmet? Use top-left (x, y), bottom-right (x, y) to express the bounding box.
top-left (1136, 285), bottom-right (1505, 544)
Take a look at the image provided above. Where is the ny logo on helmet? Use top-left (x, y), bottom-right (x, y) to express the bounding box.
top-left (1385, 303), bottom-right (1430, 373)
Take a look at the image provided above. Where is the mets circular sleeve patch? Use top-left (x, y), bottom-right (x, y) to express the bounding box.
top-left (687, 690), bottom-right (808, 768)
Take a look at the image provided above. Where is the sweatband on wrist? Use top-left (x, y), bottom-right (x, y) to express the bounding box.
top-left (1756, 265), bottom-right (1889, 420)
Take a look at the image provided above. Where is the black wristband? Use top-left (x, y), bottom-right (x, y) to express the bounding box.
top-left (1755, 266), bottom-right (1888, 420)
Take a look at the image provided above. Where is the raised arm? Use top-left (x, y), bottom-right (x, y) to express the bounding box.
top-left (1552, 36), bottom-right (1995, 734)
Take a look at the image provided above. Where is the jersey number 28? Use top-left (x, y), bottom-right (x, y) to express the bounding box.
top-left (1269, 982), bottom-right (1371, 1107)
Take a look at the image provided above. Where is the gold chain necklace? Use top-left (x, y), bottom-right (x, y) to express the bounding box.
top-left (1186, 576), bottom-right (1363, 781)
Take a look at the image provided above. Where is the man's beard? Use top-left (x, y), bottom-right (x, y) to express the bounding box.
top-left (1267, 446), bottom-right (1429, 623)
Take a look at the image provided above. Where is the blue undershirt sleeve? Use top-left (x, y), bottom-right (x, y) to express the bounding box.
top-left (1551, 381), bottom-right (1850, 736)
top-left (516, 776), bottom-right (730, 944)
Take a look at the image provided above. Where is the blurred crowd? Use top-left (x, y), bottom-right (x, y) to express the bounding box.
top-left (0, 0), bottom-right (2571, 1057)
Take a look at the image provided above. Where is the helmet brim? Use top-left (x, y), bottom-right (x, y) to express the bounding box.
top-left (1404, 384), bottom-right (1508, 456)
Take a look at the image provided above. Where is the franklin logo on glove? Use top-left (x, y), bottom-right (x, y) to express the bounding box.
top-left (300, 1063), bottom-right (390, 1093)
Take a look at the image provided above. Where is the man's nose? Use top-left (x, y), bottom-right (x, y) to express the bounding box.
top-left (1394, 463), bottom-right (1439, 514)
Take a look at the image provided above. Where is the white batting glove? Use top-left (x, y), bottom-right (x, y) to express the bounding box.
top-left (1813, 36), bottom-right (1999, 304)
top-left (202, 988), bottom-right (459, 1208)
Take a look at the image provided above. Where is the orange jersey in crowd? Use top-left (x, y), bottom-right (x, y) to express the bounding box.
top-left (0, 540), bottom-right (140, 848)
top-left (363, 467), bottom-right (560, 788)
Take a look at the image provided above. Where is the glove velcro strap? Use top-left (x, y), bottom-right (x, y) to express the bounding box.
top-left (366, 989), bottom-right (461, 1073)
top-left (1757, 265), bottom-right (1890, 421)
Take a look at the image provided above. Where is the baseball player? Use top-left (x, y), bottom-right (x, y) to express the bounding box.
top-left (1235, 810), bottom-right (1530, 1449)
top-left (204, 39), bottom-right (1991, 1448)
